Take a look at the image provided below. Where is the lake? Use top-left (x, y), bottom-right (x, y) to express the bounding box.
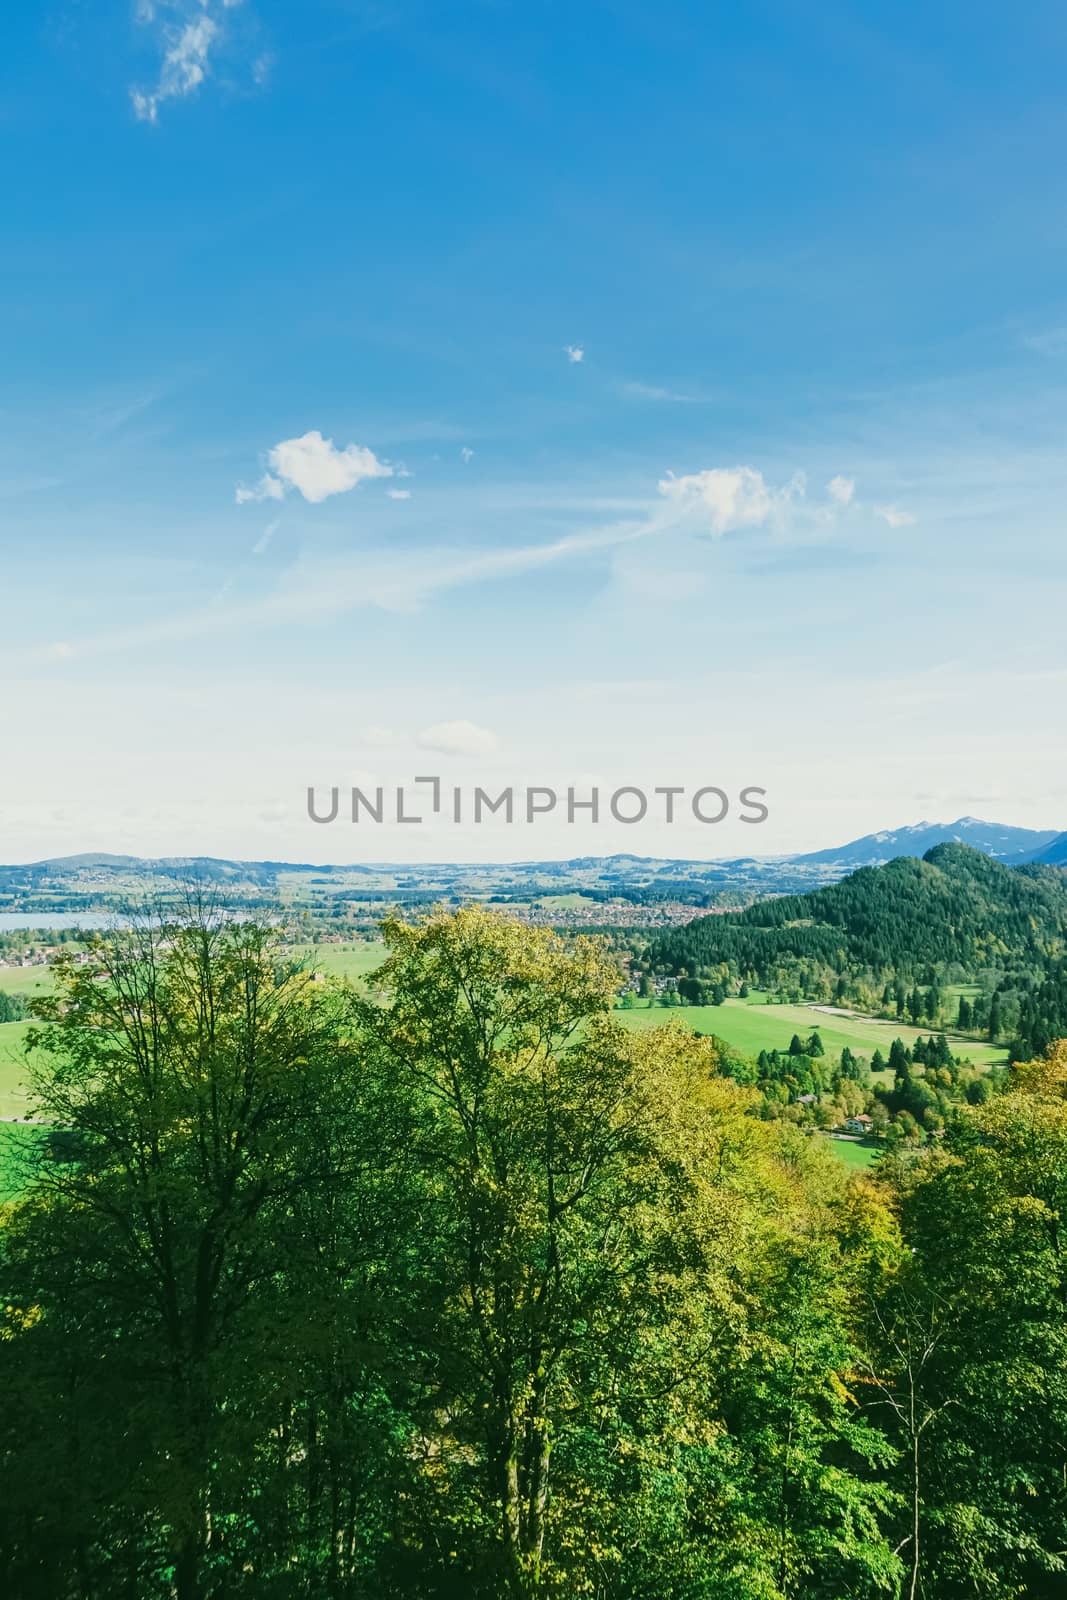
top-left (0, 913), bottom-right (117, 931)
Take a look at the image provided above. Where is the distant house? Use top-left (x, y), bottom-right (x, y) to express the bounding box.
top-left (844, 1114), bottom-right (873, 1135)
top-left (797, 1093), bottom-right (817, 1105)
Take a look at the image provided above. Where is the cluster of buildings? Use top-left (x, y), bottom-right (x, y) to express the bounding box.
top-left (507, 900), bottom-right (702, 930)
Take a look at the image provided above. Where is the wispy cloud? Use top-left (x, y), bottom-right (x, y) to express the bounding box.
top-left (82, 388), bottom-right (161, 438)
top-left (417, 720), bottom-right (498, 757)
top-left (564, 345), bottom-right (585, 364)
top-left (827, 474), bottom-right (855, 505)
top-left (1023, 326), bottom-right (1067, 356)
top-left (23, 457), bottom-right (879, 669)
top-left (237, 474), bottom-right (285, 505)
top-left (387, 488), bottom-right (412, 500)
top-left (236, 430), bottom-right (393, 504)
top-left (131, 1), bottom-right (255, 124)
top-left (26, 506), bottom-right (668, 664)
top-left (460, 446), bottom-right (475, 463)
top-left (621, 380), bottom-right (700, 404)
top-left (0, 475), bottom-right (63, 500)
top-left (251, 518), bottom-right (278, 555)
top-left (874, 504), bottom-right (916, 528)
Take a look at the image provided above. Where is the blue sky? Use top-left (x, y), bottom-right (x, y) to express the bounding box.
top-left (2, 0), bottom-right (1067, 861)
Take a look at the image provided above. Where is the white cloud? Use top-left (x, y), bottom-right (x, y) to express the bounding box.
top-left (269, 431), bottom-right (392, 503)
top-left (251, 519), bottom-right (278, 555)
top-left (827, 474), bottom-right (855, 505)
top-left (416, 720), bottom-right (498, 757)
top-left (657, 465), bottom-right (803, 535)
top-left (875, 504), bottom-right (916, 528)
top-left (564, 345), bottom-right (585, 364)
top-left (236, 473), bottom-right (284, 505)
top-left (237, 431), bottom-right (393, 505)
top-left (387, 488), bottom-right (412, 500)
top-left (460, 446), bottom-right (475, 463)
top-left (132, 12), bottom-right (218, 123)
top-left (131, 2), bottom-right (257, 124)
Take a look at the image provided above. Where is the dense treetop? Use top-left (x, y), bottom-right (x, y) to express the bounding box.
top-left (651, 844), bottom-right (1067, 982)
top-left (2, 905), bottom-right (1067, 1598)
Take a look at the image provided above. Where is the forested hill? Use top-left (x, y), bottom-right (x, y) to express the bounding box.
top-left (650, 844), bottom-right (1067, 983)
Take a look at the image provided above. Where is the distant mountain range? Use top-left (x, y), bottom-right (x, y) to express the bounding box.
top-left (1035, 833), bottom-right (1067, 866)
top-left (789, 817), bottom-right (1064, 869)
top-left (0, 818), bottom-right (1064, 891)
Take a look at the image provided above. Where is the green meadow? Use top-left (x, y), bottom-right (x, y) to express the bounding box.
top-left (615, 993), bottom-right (1008, 1070)
top-left (823, 1137), bottom-right (880, 1169)
top-left (0, 963), bottom-right (56, 997)
top-left (0, 946), bottom-right (385, 997)
top-left (0, 1021), bottom-right (39, 1120)
top-left (287, 940), bottom-right (386, 983)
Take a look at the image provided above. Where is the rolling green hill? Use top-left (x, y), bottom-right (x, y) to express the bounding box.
top-left (649, 845), bottom-right (1067, 1060)
top-left (651, 844), bottom-right (1067, 980)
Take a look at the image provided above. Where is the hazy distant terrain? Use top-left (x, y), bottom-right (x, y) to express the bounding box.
top-left (0, 816), bottom-right (1062, 932)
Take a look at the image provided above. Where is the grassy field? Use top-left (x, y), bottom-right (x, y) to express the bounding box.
top-left (615, 994), bottom-right (1008, 1069)
top-left (0, 1021), bottom-right (40, 1120)
top-left (0, 964), bottom-right (56, 997)
top-left (287, 940), bottom-right (386, 983)
top-left (824, 1137), bottom-right (880, 1169)
top-left (534, 893), bottom-right (599, 911)
top-left (1, 944), bottom-right (388, 999)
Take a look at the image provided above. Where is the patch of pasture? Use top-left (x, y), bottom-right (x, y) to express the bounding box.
top-left (0, 1021), bottom-right (42, 1120)
top-left (615, 996), bottom-right (1007, 1068)
top-left (286, 941), bottom-right (386, 986)
top-left (825, 1137), bottom-right (880, 1169)
top-left (0, 964), bottom-right (56, 998)
top-left (535, 893), bottom-right (599, 911)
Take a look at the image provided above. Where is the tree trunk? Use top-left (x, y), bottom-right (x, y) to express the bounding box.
top-left (494, 1403), bottom-right (553, 1598)
top-left (908, 1430), bottom-right (921, 1600)
top-left (173, 1532), bottom-right (204, 1600)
